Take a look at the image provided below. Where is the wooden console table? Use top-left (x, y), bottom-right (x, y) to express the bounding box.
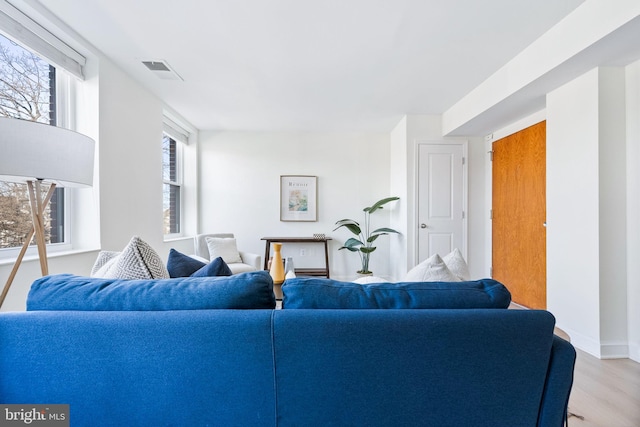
top-left (261, 237), bottom-right (332, 278)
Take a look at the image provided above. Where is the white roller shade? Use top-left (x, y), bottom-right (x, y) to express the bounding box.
top-left (0, 1), bottom-right (85, 79)
top-left (163, 118), bottom-right (190, 144)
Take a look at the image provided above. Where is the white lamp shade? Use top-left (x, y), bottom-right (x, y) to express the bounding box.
top-left (0, 117), bottom-right (94, 187)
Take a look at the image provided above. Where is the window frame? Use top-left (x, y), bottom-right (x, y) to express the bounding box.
top-left (162, 132), bottom-right (184, 238)
top-left (0, 31), bottom-right (76, 258)
top-left (48, 70), bottom-right (74, 253)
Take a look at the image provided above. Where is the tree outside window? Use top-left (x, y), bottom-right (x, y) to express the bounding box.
top-left (162, 134), bottom-right (181, 235)
top-left (0, 34), bottom-right (63, 249)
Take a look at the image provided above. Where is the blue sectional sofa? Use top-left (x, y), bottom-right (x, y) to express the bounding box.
top-left (0, 272), bottom-right (575, 427)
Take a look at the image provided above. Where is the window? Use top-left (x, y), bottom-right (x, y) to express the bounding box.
top-left (0, 33), bottom-right (65, 249)
top-left (0, 2), bottom-right (87, 255)
top-left (162, 133), bottom-right (182, 235)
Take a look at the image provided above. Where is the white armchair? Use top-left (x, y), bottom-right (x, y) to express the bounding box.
top-left (194, 233), bottom-right (261, 275)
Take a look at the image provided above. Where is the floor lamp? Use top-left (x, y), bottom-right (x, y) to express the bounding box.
top-left (0, 117), bottom-right (95, 309)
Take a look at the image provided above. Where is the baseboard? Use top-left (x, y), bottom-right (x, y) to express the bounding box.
top-left (628, 342), bottom-right (640, 363)
top-left (560, 326), bottom-right (602, 358)
top-left (599, 341), bottom-right (630, 359)
top-left (558, 325), bottom-right (631, 359)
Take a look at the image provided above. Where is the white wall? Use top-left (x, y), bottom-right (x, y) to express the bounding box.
top-left (598, 68), bottom-right (628, 357)
top-left (466, 135), bottom-right (488, 278)
top-left (97, 60), bottom-right (164, 250)
top-left (547, 67), bottom-right (629, 359)
top-left (389, 116), bottom-right (409, 280)
top-left (198, 131), bottom-right (393, 280)
top-left (626, 60), bottom-right (640, 362)
top-left (546, 69), bottom-right (602, 355)
top-left (96, 59), bottom-right (196, 253)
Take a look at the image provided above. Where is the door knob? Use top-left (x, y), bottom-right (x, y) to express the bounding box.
top-left (420, 224), bottom-right (427, 229)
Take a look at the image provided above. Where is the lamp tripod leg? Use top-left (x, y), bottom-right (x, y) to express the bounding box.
top-left (0, 229), bottom-right (35, 308)
top-left (0, 182), bottom-right (57, 309)
top-left (28, 180), bottom-right (51, 276)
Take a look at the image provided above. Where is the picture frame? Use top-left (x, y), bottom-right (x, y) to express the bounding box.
top-left (280, 175), bottom-right (318, 222)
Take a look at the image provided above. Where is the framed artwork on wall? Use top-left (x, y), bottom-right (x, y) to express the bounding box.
top-left (280, 175), bottom-right (317, 221)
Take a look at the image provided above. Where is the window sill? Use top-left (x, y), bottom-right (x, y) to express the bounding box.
top-left (163, 235), bottom-right (193, 244)
top-left (0, 247), bottom-right (100, 267)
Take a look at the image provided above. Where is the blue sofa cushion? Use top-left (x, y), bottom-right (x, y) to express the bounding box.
top-left (27, 271), bottom-right (276, 311)
top-left (282, 277), bottom-right (511, 309)
top-left (272, 309), bottom-right (557, 426)
top-left (167, 248), bottom-right (232, 277)
top-left (0, 310), bottom-right (278, 426)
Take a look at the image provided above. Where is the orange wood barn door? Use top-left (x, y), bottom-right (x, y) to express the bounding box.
top-left (492, 121), bottom-right (546, 309)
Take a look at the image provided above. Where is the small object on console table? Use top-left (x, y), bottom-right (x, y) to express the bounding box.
top-left (261, 237), bottom-right (332, 278)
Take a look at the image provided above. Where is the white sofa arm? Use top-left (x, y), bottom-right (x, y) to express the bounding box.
top-left (239, 251), bottom-right (262, 271)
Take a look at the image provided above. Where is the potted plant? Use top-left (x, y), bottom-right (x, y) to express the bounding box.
top-left (333, 196), bottom-right (400, 275)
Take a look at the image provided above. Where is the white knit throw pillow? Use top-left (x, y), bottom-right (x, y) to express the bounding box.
top-left (442, 248), bottom-right (471, 281)
top-left (91, 236), bottom-right (169, 279)
top-left (404, 253), bottom-right (461, 282)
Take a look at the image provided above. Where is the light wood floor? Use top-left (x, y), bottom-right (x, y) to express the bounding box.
top-left (567, 349), bottom-right (640, 427)
top-left (510, 303), bottom-right (639, 426)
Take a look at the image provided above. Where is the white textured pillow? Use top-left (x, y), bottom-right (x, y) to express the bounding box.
top-left (404, 254), bottom-right (461, 282)
top-left (353, 276), bottom-right (387, 284)
top-left (442, 248), bottom-right (471, 281)
top-left (91, 236), bottom-right (170, 280)
top-left (90, 251), bottom-right (120, 276)
top-left (205, 237), bottom-right (243, 264)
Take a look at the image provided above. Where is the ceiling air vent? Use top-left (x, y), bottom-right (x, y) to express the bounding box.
top-left (142, 60), bottom-right (183, 81)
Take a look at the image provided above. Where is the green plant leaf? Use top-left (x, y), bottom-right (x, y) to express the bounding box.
top-left (367, 229), bottom-right (400, 243)
top-left (364, 196), bottom-right (399, 214)
top-left (335, 219), bottom-right (359, 226)
top-left (338, 246), bottom-right (359, 252)
top-left (343, 237), bottom-right (364, 249)
top-left (371, 227), bottom-right (400, 235)
top-left (333, 219), bottom-right (361, 235)
top-left (360, 247), bottom-right (377, 254)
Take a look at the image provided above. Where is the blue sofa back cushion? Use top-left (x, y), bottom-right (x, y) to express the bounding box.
top-left (27, 271), bottom-right (276, 311)
top-left (167, 248), bottom-right (232, 278)
top-left (282, 277), bottom-right (511, 309)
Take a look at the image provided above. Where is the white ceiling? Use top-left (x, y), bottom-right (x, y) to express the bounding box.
top-left (35, 0), bottom-right (587, 133)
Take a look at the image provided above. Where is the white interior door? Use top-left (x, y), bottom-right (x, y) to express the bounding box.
top-left (417, 143), bottom-right (466, 263)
